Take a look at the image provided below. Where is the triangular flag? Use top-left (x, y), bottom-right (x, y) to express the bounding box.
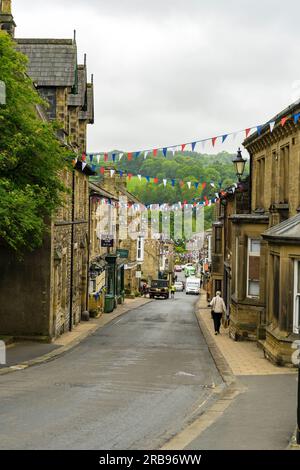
top-left (82, 162), bottom-right (87, 170)
top-left (96, 154), bottom-right (100, 163)
top-left (119, 152), bottom-right (124, 160)
top-left (281, 116), bottom-right (288, 127)
top-left (212, 137), bottom-right (217, 147)
top-left (119, 170), bottom-right (123, 177)
top-left (153, 177), bottom-right (159, 184)
top-left (245, 128), bottom-right (251, 138)
top-left (294, 113), bottom-right (300, 124)
top-left (181, 144), bottom-right (186, 152)
top-left (104, 153), bottom-right (108, 162)
top-left (82, 153), bottom-right (86, 162)
top-left (202, 182), bottom-right (207, 189)
top-left (110, 169), bottom-right (115, 178)
top-left (100, 167), bottom-right (105, 175)
top-left (192, 142), bottom-right (197, 152)
top-left (187, 181), bottom-right (191, 189)
top-left (257, 125), bottom-right (262, 136)
top-left (180, 181), bottom-right (184, 188)
top-left (222, 135), bottom-right (228, 144)
top-left (163, 179), bottom-right (167, 187)
top-left (127, 152), bottom-right (133, 161)
top-left (135, 151), bottom-right (140, 158)
top-left (269, 121), bottom-right (275, 132)
top-left (89, 154), bottom-right (93, 163)
top-left (163, 148), bottom-right (168, 157)
top-left (210, 182), bottom-right (215, 188)
top-left (128, 173), bottom-right (133, 180)
top-left (92, 165), bottom-right (96, 172)
top-left (153, 149), bottom-right (158, 157)
top-left (112, 153), bottom-right (116, 162)
top-left (146, 176), bottom-right (150, 183)
top-left (171, 179), bottom-right (175, 187)
top-left (137, 174), bottom-right (142, 181)
top-left (194, 182), bottom-right (199, 190)
top-left (144, 151), bottom-right (149, 160)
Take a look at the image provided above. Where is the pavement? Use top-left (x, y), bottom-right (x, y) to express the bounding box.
top-left (0, 293), bottom-right (222, 450)
top-left (0, 297), bottom-right (152, 374)
top-left (162, 291), bottom-right (299, 450)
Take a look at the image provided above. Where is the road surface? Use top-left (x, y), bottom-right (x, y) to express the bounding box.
top-left (0, 292), bottom-right (222, 450)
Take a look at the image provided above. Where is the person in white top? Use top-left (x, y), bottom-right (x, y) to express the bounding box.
top-left (209, 291), bottom-right (226, 335)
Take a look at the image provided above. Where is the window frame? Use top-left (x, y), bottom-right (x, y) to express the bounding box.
top-left (246, 238), bottom-right (261, 299)
top-left (293, 260), bottom-right (300, 334)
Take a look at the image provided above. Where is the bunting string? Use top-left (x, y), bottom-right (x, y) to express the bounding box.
top-left (83, 111), bottom-right (300, 163)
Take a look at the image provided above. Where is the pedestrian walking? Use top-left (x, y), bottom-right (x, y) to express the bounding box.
top-left (209, 291), bottom-right (226, 335)
top-left (170, 284), bottom-right (176, 299)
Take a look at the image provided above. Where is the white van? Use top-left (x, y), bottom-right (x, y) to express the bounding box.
top-left (185, 277), bottom-right (200, 295)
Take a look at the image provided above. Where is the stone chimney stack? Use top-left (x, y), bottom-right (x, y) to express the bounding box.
top-left (0, 0), bottom-right (16, 37)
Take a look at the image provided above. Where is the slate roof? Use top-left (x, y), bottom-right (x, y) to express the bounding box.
top-left (16, 39), bottom-right (77, 87)
top-left (262, 213), bottom-right (300, 243)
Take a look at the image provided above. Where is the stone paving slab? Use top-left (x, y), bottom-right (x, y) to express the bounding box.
top-left (196, 293), bottom-right (296, 376)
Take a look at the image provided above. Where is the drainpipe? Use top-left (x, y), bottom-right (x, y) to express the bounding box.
top-left (69, 169), bottom-right (75, 332)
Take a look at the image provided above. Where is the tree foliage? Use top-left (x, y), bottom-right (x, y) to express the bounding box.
top-left (0, 32), bottom-right (69, 253)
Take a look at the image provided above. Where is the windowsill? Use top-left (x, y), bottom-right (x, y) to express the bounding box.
top-left (231, 294), bottom-right (265, 307)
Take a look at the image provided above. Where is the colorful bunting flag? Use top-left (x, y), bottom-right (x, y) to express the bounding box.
top-left (192, 142), bottom-right (197, 152)
top-left (153, 149), bottom-right (158, 157)
top-left (269, 121), bottom-right (275, 132)
top-left (245, 128), bottom-right (251, 138)
top-left (222, 135), bottom-right (228, 144)
top-left (281, 117), bottom-right (288, 127)
top-left (294, 113), bottom-right (300, 124)
top-left (181, 144), bottom-right (186, 152)
top-left (127, 152), bottom-right (133, 161)
top-left (212, 137), bottom-right (217, 147)
top-left (104, 153), bottom-right (108, 162)
top-left (163, 148), bottom-right (168, 157)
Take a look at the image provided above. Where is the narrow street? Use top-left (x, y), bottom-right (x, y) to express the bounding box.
top-left (0, 293), bottom-right (222, 450)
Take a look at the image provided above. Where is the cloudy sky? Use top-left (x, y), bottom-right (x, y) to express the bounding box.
top-left (14, 0), bottom-right (300, 154)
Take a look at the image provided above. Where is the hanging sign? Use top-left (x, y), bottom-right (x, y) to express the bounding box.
top-left (101, 235), bottom-right (114, 248)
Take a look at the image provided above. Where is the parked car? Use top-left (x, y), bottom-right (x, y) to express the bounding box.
top-left (174, 281), bottom-right (184, 292)
top-left (149, 279), bottom-right (170, 299)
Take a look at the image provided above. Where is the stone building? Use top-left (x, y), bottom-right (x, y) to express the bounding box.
top-left (0, 2), bottom-right (95, 340)
top-left (88, 182), bottom-right (119, 316)
top-left (211, 99), bottom-right (300, 365)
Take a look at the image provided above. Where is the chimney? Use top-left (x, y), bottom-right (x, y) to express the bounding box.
top-left (0, 0), bottom-right (16, 37)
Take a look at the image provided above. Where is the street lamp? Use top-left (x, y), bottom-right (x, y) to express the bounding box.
top-left (232, 148), bottom-right (247, 181)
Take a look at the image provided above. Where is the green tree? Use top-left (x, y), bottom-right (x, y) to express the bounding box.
top-left (0, 32), bottom-right (69, 254)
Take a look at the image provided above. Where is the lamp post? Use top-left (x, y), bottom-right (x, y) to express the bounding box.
top-left (232, 148), bottom-right (247, 182)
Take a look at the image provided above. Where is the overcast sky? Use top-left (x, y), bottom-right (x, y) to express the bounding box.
top-left (14, 0), bottom-right (300, 154)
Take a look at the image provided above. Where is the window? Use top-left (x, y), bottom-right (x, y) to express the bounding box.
top-left (235, 237), bottom-right (239, 296)
top-left (273, 255), bottom-right (280, 321)
top-left (137, 236), bottom-right (144, 262)
top-left (279, 145), bottom-right (289, 203)
top-left (247, 238), bottom-right (260, 298)
top-left (293, 260), bottom-right (300, 334)
top-left (215, 227), bottom-right (222, 254)
top-left (256, 157), bottom-right (265, 209)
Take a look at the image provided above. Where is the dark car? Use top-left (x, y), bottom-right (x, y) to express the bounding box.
top-left (149, 280), bottom-right (170, 299)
